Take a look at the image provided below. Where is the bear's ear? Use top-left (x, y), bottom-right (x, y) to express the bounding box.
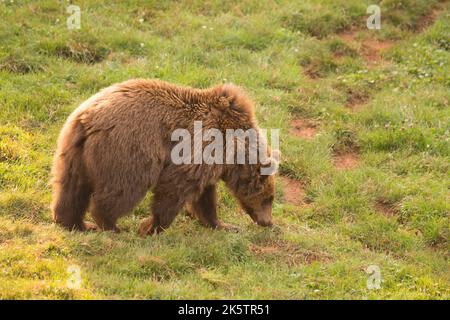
top-left (216, 83), bottom-right (255, 115)
top-left (216, 96), bottom-right (231, 111)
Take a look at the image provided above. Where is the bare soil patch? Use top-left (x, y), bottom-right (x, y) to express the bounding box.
top-left (375, 201), bottom-right (396, 217)
top-left (346, 91), bottom-right (370, 111)
top-left (279, 176), bottom-right (306, 205)
top-left (333, 152), bottom-right (359, 170)
top-left (361, 39), bottom-right (394, 67)
top-left (416, 7), bottom-right (443, 31)
top-left (338, 30), bottom-right (393, 67)
top-left (289, 119), bottom-right (318, 139)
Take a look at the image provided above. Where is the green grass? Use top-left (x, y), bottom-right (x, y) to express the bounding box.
top-left (0, 0), bottom-right (449, 299)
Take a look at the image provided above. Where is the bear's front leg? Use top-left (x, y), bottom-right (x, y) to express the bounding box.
top-left (139, 187), bottom-right (185, 237)
top-left (186, 184), bottom-right (239, 232)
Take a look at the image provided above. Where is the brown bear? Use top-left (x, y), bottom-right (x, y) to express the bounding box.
top-left (51, 79), bottom-right (276, 236)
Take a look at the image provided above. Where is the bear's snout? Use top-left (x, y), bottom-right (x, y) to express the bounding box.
top-left (252, 206), bottom-right (273, 227)
top-left (256, 218), bottom-right (273, 227)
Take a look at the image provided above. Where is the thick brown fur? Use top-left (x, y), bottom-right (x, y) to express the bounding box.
top-left (51, 79), bottom-right (275, 235)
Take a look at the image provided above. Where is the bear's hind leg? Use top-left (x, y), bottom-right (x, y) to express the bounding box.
top-left (51, 166), bottom-right (92, 231)
top-left (52, 182), bottom-right (92, 231)
top-left (90, 188), bottom-right (147, 232)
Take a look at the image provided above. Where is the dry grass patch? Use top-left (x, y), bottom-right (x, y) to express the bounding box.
top-left (249, 240), bottom-right (329, 266)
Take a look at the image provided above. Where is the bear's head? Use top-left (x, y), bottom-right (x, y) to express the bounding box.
top-left (236, 174), bottom-right (275, 227)
top-left (223, 162), bottom-right (276, 227)
top-left (215, 83), bottom-right (278, 226)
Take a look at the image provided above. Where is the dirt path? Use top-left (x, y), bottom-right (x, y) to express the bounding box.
top-left (337, 3), bottom-right (445, 68)
top-left (335, 4), bottom-right (446, 112)
top-left (338, 30), bottom-right (393, 68)
top-left (416, 6), bottom-right (445, 31)
top-left (285, 4), bottom-right (445, 201)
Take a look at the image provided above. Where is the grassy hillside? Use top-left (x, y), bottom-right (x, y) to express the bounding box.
top-left (0, 0), bottom-right (448, 299)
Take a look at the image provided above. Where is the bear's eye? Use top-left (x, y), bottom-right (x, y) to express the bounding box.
top-left (262, 196), bottom-right (274, 206)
